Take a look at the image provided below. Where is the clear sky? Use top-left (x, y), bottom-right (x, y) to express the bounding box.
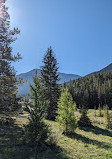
top-left (6, 0), bottom-right (112, 76)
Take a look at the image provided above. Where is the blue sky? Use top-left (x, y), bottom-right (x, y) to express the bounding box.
top-left (6, 0), bottom-right (112, 76)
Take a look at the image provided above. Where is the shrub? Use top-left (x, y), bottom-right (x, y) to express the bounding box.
top-left (0, 117), bottom-right (15, 126)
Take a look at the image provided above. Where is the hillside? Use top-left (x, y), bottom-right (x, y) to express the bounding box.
top-left (87, 63), bottom-right (112, 76)
top-left (17, 69), bottom-right (81, 95)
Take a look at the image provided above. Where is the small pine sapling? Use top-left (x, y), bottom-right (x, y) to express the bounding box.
top-left (78, 107), bottom-right (91, 127)
top-left (94, 105), bottom-right (97, 118)
top-left (56, 88), bottom-right (77, 135)
top-left (24, 71), bottom-right (49, 144)
top-left (103, 105), bottom-right (112, 129)
top-left (98, 104), bottom-right (103, 117)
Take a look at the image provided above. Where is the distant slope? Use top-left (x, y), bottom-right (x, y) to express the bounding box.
top-left (87, 63), bottom-right (112, 76)
top-left (17, 69), bottom-right (81, 95)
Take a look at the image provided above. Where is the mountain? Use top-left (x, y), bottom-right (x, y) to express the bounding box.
top-left (87, 63), bottom-right (112, 76)
top-left (17, 69), bottom-right (81, 95)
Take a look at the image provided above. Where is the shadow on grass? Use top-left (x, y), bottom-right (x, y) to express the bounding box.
top-left (79, 125), bottom-right (112, 137)
top-left (67, 132), bottom-right (111, 150)
top-left (0, 124), bottom-right (70, 159)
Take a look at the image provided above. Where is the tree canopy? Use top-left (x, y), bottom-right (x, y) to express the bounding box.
top-left (0, 0), bottom-right (21, 111)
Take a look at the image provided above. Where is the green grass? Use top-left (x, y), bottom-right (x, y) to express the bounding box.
top-left (0, 110), bottom-right (112, 159)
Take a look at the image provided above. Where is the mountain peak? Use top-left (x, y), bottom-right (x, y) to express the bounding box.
top-left (17, 69), bottom-right (81, 95)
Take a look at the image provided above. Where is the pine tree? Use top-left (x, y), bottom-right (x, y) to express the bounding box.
top-left (98, 104), bottom-right (103, 117)
top-left (41, 47), bottom-right (60, 120)
top-left (103, 105), bottom-right (112, 129)
top-left (0, 0), bottom-right (21, 111)
top-left (24, 71), bottom-right (49, 143)
top-left (78, 108), bottom-right (92, 127)
top-left (56, 88), bottom-right (77, 135)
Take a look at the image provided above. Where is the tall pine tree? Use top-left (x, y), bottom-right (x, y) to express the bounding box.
top-left (0, 0), bottom-right (21, 111)
top-left (41, 47), bottom-right (60, 120)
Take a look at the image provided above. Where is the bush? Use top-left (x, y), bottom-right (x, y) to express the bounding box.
top-left (0, 117), bottom-right (15, 126)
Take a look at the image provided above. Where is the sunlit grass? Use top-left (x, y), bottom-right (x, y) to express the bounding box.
top-left (0, 109), bottom-right (112, 159)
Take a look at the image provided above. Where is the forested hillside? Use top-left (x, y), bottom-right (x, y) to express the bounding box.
top-left (87, 63), bottom-right (112, 76)
top-left (68, 72), bottom-right (112, 109)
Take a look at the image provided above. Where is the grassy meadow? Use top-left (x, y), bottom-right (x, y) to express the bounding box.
top-left (0, 109), bottom-right (112, 159)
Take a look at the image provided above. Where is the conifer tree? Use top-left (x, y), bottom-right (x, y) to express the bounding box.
top-left (103, 105), bottom-right (112, 129)
top-left (0, 0), bottom-right (21, 111)
top-left (98, 104), bottom-right (103, 117)
top-left (24, 71), bottom-right (49, 143)
top-left (41, 47), bottom-right (60, 120)
top-left (78, 108), bottom-right (91, 127)
top-left (56, 88), bottom-right (77, 134)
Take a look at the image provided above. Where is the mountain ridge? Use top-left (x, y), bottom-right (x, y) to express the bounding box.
top-left (87, 63), bottom-right (112, 76)
top-left (17, 63), bottom-right (112, 95)
top-left (17, 69), bottom-right (81, 95)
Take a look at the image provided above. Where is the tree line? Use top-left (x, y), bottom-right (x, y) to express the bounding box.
top-left (68, 72), bottom-right (112, 109)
